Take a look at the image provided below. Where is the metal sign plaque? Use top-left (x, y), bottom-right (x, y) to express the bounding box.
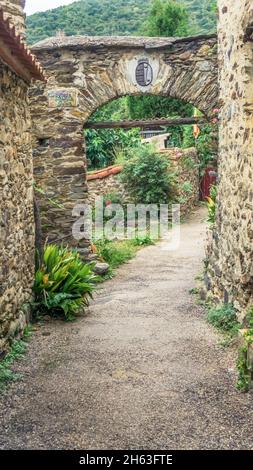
top-left (135, 59), bottom-right (153, 87)
top-left (48, 89), bottom-right (78, 108)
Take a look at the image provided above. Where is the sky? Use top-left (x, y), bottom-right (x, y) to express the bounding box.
top-left (25, 1), bottom-right (76, 16)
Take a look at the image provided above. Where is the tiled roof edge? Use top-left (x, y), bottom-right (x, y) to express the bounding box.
top-left (0, 8), bottom-right (45, 82)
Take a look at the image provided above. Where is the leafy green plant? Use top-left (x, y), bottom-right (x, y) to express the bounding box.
top-left (195, 122), bottom-right (218, 173)
top-left (132, 236), bottom-right (154, 246)
top-left (207, 303), bottom-right (239, 333)
top-left (236, 307), bottom-right (253, 391)
top-left (182, 109), bottom-right (219, 173)
top-left (181, 181), bottom-right (193, 194)
top-left (246, 306), bottom-right (253, 328)
top-left (0, 327), bottom-right (32, 393)
top-left (33, 245), bottom-right (99, 321)
top-left (120, 144), bottom-right (175, 204)
top-left (237, 329), bottom-right (253, 391)
top-left (85, 101), bottom-right (140, 170)
top-left (181, 155), bottom-right (197, 169)
top-left (104, 191), bottom-right (123, 205)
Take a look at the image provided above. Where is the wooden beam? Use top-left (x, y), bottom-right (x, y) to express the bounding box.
top-left (85, 117), bottom-right (207, 130)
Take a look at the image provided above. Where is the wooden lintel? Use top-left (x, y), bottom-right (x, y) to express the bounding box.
top-left (85, 117), bottom-right (207, 130)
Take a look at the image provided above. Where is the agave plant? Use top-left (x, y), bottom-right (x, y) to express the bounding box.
top-left (33, 245), bottom-right (99, 320)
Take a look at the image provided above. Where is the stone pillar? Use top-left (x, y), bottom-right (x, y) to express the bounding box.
top-left (206, 0), bottom-right (253, 317)
top-left (0, 0), bottom-right (26, 37)
top-left (29, 80), bottom-right (90, 255)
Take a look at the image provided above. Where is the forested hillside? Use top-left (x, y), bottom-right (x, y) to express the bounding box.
top-left (183, 0), bottom-right (216, 35)
top-left (26, 0), bottom-right (216, 45)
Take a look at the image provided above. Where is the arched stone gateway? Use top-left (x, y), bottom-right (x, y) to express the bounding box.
top-left (30, 34), bottom-right (218, 250)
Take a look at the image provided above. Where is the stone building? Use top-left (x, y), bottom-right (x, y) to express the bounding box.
top-left (206, 0), bottom-right (253, 317)
top-left (0, 0), bottom-right (44, 354)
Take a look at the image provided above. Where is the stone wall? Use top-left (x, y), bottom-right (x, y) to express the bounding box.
top-left (30, 34), bottom-right (217, 248)
top-left (167, 147), bottom-right (200, 215)
top-left (87, 165), bottom-right (127, 205)
top-left (87, 148), bottom-right (199, 215)
top-left (0, 0), bottom-right (26, 37)
top-left (0, 63), bottom-right (34, 354)
top-left (205, 0), bottom-right (253, 317)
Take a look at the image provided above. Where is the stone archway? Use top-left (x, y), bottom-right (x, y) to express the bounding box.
top-left (30, 34), bottom-right (218, 249)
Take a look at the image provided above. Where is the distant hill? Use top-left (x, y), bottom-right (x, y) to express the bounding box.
top-left (26, 0), bottom-right (216, 45)
top-left (183, 0), bottom-right (217, 35)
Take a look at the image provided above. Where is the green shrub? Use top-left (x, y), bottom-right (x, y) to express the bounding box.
top-left (0, 328), bottom-right (31, 393)
top-left (246, 307), bottom-right (253, 328)
top-left (207, 303), bottom-right (239, 333)
top-left (120, 144), bottom-right (175, 204)
top-left (236, 308), bottom-right (253, 391)
top-left (237, 336), bottom-right (253, 392)
top-left (33, 245), bottom-right (99, 320)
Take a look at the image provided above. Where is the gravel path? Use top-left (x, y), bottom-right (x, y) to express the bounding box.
top-left (0, 207), bottom-right (253, 450)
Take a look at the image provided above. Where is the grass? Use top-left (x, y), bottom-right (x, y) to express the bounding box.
top-left (0, 326), bottom-right (32, 393)
top-left (94, 236), bottom-right (154, 273)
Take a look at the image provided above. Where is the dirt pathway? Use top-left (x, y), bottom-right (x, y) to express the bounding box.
top-left (0, 207), bottom-right (253, 450)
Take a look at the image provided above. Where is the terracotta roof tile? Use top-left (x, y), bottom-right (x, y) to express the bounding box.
top-left (0, 8), bottom-right (45, 82)
top-left (87, 165), bottom-right (123, 181)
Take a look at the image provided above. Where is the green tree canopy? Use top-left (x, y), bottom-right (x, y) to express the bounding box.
top-left (143, 0), bottom-right (188, 37)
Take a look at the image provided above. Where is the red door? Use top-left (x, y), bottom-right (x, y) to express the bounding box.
top-left (200, 167), bottom-right (217, 200)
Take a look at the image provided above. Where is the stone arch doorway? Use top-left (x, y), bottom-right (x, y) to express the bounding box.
top-left (30, 34), bottom-right (218, 249)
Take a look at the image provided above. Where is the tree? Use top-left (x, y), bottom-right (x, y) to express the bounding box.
top-left (143, 0), bottom-right (188, 37)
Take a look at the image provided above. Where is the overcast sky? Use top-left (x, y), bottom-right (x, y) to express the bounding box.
top-left (25, 1), bottom-right (76, 16)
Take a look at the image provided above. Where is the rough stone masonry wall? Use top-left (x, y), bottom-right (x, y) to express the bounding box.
top-left (87, 166), bottom-right (128, 205)
top-left (0, 63), bottom-right (34, 354)
top-left (0, 0), bottom-right (26, 37)
top-left (206, 0), bottom-right (253, 317)
top-left (30, 35), bottom-right (217, 249)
